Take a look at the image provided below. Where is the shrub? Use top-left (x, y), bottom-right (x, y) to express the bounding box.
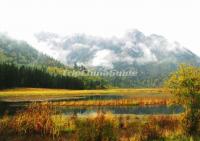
top-left (181, 110), bottom-right (200, 136)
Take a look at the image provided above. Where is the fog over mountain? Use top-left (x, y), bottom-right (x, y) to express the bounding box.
top-left (34, 30), bottom-right (200, 69)
top-left (1, 29), bottom-right (199, 87)
top-left (0, 33), bottom-right (63, 67)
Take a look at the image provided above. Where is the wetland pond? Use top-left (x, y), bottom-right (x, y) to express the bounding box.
top-left (0, 94), bottom-right (184, 116)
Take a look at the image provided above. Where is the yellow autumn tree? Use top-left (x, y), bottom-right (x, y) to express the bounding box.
top-left (166, 64), bottom-right (200, 136)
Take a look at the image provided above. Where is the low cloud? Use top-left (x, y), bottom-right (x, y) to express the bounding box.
top-left (33, 30), bottom-right (189, 68)
top-left (91, 49), bottom-right (118, 68)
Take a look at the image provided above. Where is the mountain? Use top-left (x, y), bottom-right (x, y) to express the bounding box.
top-left (1, 30), bottom-right (199, 88)
top-left (0, 33), bottom-right (64, 67)
top-left (34, 30), bottom-right (200, 68)
top-left (33, 30), bottom-right (200, 87)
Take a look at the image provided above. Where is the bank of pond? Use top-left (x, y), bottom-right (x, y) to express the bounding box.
top-left (1, 93), bottom-right (199, 141)
top-left (0, 93), bottom-right (181, 116)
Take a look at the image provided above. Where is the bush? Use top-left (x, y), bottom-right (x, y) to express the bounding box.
top-left (181, 110), bottom-right (200, 136)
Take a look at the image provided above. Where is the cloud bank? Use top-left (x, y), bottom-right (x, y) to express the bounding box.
top-left (33, 30), bottom-right (195, 68)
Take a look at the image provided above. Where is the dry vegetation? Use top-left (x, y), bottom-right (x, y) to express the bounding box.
top-left (0, 103), bottom-right (199, 141)
top-left (0, 87), bottom-right (199, 140)
top-left (49, 97), bottom-right (172, 107)
top-left (0, 88), bottom-right (173, 107)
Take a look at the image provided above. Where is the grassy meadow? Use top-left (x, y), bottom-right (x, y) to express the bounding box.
top-left (0, 88), bottom-right (170, 102)
top-left (0, 88), bottom-right (198, 141)
top-left (0, 103), bottom-right (196, 141)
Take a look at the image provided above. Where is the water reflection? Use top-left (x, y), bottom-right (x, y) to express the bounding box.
top-left (57, 105), bottom-right (184, 115)
top-left (0, 93), bottom-right (184, 116)
top-left (49, 94), bottom-right (127, 102)
top-left (0, 101), bottom-right (184, 116)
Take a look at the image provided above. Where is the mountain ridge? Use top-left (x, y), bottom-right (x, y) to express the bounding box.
top-left (34, 30), bottom-right (200, 69)
top-left (0, 30), bottom-right (199, 87)
top-left (32, 29), bottom-right (200, 87)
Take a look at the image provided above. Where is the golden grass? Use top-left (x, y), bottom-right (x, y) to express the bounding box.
top-left (0, 87), bottom-right (167, 99)
top-left (0, 87), bottom-right (166, 95)
top-left (49, 97), bottom-right (173, 106)
top-left (0, 103), bottom-right (185, 141)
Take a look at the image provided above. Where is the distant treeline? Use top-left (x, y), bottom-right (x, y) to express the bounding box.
top-left (0, 63), bottom-right (107, 89)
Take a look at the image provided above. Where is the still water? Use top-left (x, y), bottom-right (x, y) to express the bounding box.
top-left (0, 94), bottom-right (184, 116)
top-left (0, 102), bottom-right (184, 116)
top-left (57, 105), bottom-right (184, 115)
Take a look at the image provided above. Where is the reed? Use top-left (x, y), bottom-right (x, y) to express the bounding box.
top-left (0, 103), bottom-right (199, 141)
top-left (48, 97), bottom-right (173, 107)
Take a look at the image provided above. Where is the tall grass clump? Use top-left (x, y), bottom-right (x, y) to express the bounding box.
top-left (139, 122), bottom-right (161, 141)
top-left (0, 103), bottom-right (61, 137)
top-left (10, 103), bottom-right (55, 136)
top-left (0, 113), bottom-right (10, 135)
top-left (75, 112), bottom-right (117, 141)
top-left (137, 115), bottom-right (180, 141)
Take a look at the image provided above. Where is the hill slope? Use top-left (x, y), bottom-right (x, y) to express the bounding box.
top-left (1, 30), bottom-right (199, 88)
top-left (0, 33), bottom-right (64, 67)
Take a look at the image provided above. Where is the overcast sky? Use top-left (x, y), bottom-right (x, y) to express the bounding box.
top-left (0, 0), bottom-right (200, 56)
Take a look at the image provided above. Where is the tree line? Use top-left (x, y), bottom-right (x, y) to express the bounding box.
top-left (0, 63), bottom-right (107, 89)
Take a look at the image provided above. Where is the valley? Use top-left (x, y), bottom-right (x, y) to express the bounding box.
top-left (0, 31), bottom-right (200, 141)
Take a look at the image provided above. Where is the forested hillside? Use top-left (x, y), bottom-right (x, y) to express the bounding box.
top-left (0, 33), bottom-right (109, 89)
top-left (0, 34), bottom-right (63, 67)
top-left (0, 63), bottom-right (107, 89)
top-left (1, 32), bottom-right (199, 88)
